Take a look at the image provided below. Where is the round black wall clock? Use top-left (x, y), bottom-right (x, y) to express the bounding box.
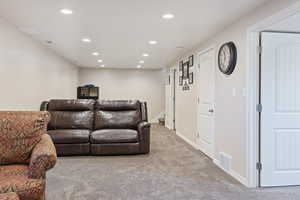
top-left (218, 42), bottom-right (237, 75)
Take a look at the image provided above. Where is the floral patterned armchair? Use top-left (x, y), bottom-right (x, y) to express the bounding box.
top-left (0, 111), bottom-right (57, 200)
top-left (0, 192), bottom-right (20, 200)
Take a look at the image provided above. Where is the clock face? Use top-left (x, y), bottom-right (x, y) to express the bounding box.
top-left (218, 42), bottom-right (237, 75)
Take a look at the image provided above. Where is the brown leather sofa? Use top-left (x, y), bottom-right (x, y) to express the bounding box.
top-left (41, 99), bottom-right (150, 156)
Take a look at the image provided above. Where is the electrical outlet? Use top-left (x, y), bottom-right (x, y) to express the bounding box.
top-left (242, 88), bottom-right (246, 97)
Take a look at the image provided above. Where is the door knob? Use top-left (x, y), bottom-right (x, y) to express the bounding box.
top-left (208, 109), bottom-right (214, 113)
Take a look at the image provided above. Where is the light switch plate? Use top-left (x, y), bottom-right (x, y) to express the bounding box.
top-left (232, 88), bottom-right (236, 97)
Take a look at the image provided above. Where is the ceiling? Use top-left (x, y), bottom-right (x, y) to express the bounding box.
top-left (0, 0), bottom-right (270, 69)
top-left (268, 11), bottom-right (300, 32)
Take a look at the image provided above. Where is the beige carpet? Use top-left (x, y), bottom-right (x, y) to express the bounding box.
top-left (46, 124), bottom-right (300, 200)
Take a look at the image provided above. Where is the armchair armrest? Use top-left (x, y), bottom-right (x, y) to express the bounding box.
top-left (137, 122), bottom-right (151, 154)
top-left (29, 134), bottom-right (57, 179)
top-left (0, 193), bottom-right (20, 200)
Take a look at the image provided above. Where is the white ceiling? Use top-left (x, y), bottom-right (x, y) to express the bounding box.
top-left (0, 0), bottom-right (270, 69)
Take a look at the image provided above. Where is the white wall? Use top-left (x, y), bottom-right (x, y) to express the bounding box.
top-left (166, 0), bottom-right (299, 184)
top-left (0, 18), bottom-right (78, 110)
top-left (79, 68), bottom-right (165, 122)
top-left (174, 64), bottom-right (198, 145)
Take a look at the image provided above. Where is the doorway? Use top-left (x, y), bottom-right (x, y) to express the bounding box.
top-left (165, 67), bottom-right (176, 130)
top-left (246, 2), bottom-right (300, 188)
top-left (246, 2), bottom-right (300, 187)
top-left (197, 48), bottom-right (216, 158)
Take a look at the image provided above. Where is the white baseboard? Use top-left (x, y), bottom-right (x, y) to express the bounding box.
top-left (176, 131), bottom-right (248, 187)
top-left (165, 123), bottom-right (172, 130)
top-left (176, 131), bottom-right (199, 150)
top-left (213, 159), bottom-right (248, 187)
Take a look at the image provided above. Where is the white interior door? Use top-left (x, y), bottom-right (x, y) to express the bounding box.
top-left (165, 68), bottom-right (176, 130)
top-left (165, 73), bottom-right (172, 129)
top-left (261, 32), bottom-right (300, 187)
top-left (197, 48), bottom-right (215, 158)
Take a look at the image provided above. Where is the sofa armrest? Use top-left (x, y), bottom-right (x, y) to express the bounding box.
top-left (29, 134), bottom-right (57, 179)
top-left (140, 102), bottom-right (148, 122)
top-left (137, 122), bottom-right (151, 154)
top-left (40, 101), bottom-right (49, 111)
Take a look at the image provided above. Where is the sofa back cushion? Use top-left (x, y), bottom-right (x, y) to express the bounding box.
top-left (48, 99), bottom-right (94, 130)
top-left (0, 111), bottom-right (50, 165)
top-left (95, 100), bottom-right (142, 130)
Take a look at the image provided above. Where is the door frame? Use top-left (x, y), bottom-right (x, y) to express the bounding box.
top-left (197, 46), bottom-right (216, 159)
top-left (167, 66), bottom-right (177, 131)
top-left (171, 67), bottom-right (176, 130)
top-left (246, 1), bottom-right (300, 188)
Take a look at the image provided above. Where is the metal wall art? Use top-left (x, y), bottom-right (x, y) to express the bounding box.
top-left (179, 54), bottom-right (194, 91)
top-left (189, 73), bottom-right (193, 84)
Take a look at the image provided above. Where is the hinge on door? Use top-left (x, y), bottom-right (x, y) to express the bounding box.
top-left (256, 162), bottom-right (262, 171)
top-left (256, 104), bottom-right (263, 113)
top-left (257, 45), bottom-right (262, 55)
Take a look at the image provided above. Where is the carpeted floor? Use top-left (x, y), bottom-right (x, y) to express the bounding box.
top-left (47, 124), bottom-right (300, 200)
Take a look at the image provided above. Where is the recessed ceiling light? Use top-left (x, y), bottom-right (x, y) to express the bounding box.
top-left (60, 9), bottom-right (73, 15)
top-left (149, 41), bottom-right (157, 45)
top-left (46, 40), bottom-right (53, 45)
top-left (139, 60), bottom-right (145, 64)
top-left (82, 38), bottom-right (91, 43)
top-left (97, 59), bottom-right (103, 63)
top-left (162, 13), bottom-right (175, 19)
top-left (137, 65), bottom-right (142, 68)
top-left (101, 64), bottom-right (105, 67)
top-left (92, 52), bottom-right (99, 56)
top-left (142, 53), bottom-right (149, 57)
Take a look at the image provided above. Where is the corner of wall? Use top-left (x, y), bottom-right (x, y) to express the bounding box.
top-left (213, 159), bottom-right (248, 187)
top-left (176, 131), bottom-right (199, 150)
top-left (150, 111), bottom-right (165, 123)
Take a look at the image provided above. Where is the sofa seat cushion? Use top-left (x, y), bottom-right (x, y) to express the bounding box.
top-left (47, 129), bottom-right (90, 144)
top-left (91, 129), bottom-right (138, 144)
top-left (0, 165), bottom-right (45, 200)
